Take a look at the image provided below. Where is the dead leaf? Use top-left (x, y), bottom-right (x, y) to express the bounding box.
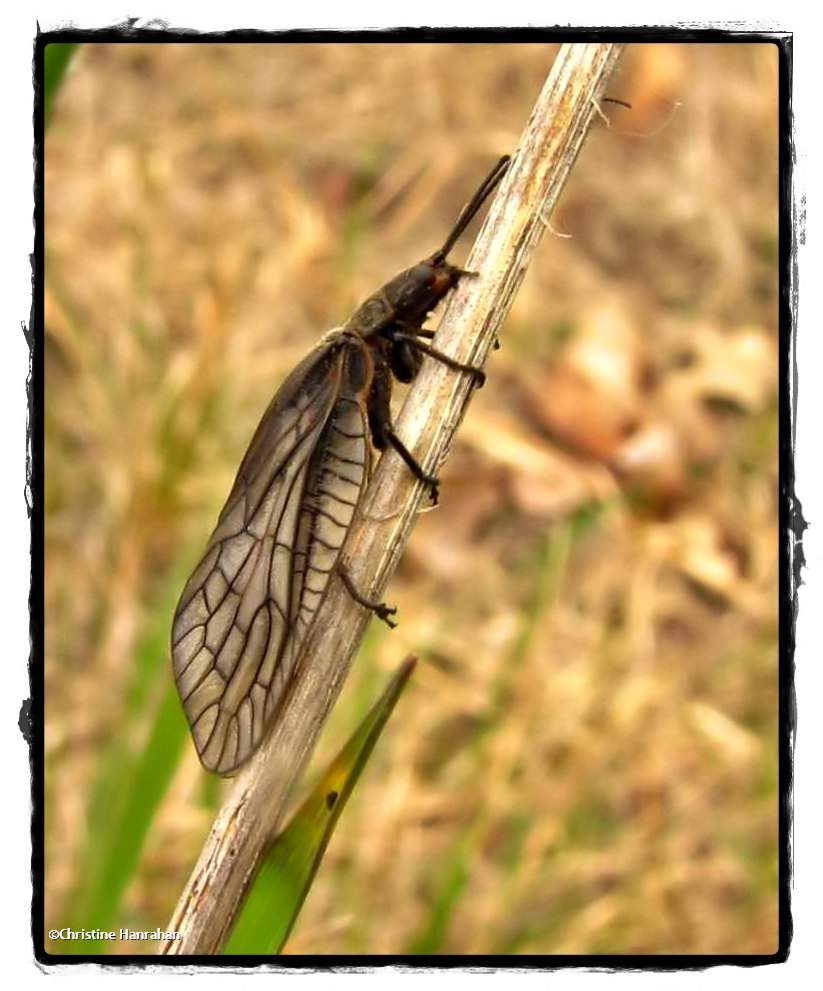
top-left (611, 421), bottom-right (688, 509)
top-left (460, 411), bottom-right (616, 519)
top-left (527, 302), bottom-right (648, 462)
top-left (666, 324), bottom-right (775, 415)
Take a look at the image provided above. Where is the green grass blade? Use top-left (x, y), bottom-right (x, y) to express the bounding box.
top-left (224, 656), bottom-right (417, 955)
top-left (406, 832), bottom-right (472, 955)
top-left (44, 43), bottom-right (78, 125)
top-left (405, 503), bottom-right (610, 954)
top-left (55, 683), bottom-right (189, 954)
top-left (54, 573), bottom-right (192, 954)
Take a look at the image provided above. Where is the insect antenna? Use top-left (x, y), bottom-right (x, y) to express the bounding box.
top-left (433, 154), bottom-right (511, 262)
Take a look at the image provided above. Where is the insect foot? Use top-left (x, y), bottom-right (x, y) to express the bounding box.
top-left (373, 602), bottom-right (399, 629)
top-left (339, 564), bottom-right (399, 628)
top-left (423, 473), bottom-right (440, 506)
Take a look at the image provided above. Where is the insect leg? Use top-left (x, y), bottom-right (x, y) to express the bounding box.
top-left (381, 425), bottom-right (440, 505)
top-left (391, 332), bottom-right (487, 387)
top-left (368, 353), bottom-right (440, 504)
top-left (338, 564), bottom-right (398, 628)
top-left (414, 327), bottom-right (502, 351)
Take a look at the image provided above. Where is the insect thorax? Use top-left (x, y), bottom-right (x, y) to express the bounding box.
top-left (345, 293), bottom-right (394, 339)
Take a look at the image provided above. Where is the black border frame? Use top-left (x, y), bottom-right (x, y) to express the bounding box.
top-left (31, 24), bottom-right (795, 969)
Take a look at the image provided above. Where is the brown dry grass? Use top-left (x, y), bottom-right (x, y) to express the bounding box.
top-left (44, 42), bottom-right (779, 955)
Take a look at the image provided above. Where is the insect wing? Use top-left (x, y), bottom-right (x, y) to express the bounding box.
top-left (288, 387), bottom-right (372, 652)
top-left (171, 338), bottom-right (367, 774)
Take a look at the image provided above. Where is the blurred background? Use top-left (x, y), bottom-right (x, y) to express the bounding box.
top-left (44, 42), bottom-right (779, 955)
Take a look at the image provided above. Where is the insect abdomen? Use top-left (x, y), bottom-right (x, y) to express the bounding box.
top-left (290, 397), bottom-right (369, 638)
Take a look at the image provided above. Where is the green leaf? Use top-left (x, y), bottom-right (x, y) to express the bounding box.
top-left (224, 656), bottom-right (417, 955)
top-left (44, 43), bottom-right (78, 126)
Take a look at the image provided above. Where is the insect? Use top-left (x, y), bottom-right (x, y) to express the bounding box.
top-left (172, 155), bottom-right (510, 773)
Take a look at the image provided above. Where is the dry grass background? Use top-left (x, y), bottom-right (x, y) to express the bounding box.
top-left (44, 42), bottom-right (779, 955)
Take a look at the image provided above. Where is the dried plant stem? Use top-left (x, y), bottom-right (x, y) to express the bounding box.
top-left (162, 42), bottom-right (623, 955)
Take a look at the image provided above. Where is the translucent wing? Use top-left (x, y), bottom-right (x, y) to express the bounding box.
top-left (172, 337), bottom-right (370, 774)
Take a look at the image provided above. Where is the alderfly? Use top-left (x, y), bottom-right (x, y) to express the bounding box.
top-left (172, 155), bottom-right (510, 773)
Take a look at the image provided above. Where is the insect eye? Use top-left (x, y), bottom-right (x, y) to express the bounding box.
top-left (411, 262), bottom-right (434, 284)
